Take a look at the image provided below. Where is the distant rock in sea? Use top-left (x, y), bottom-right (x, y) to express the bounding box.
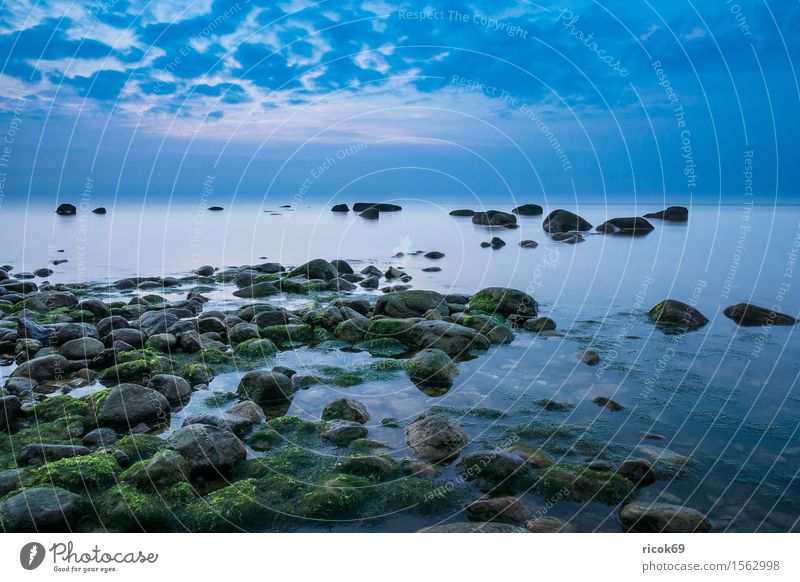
top-left (353, 203), bottom-right (402, 212)
top-left (723, 303), bottom-right (796, 326)
top-left (472, 210), bottom-right (517, 227)
top-left (596, 217), bottom-right (654, 235)
top-left (512, 204), bottom-right (543, 216)
top-left (643, 206), bottom-right (688, 222)
top-left (208, 206), bottom-right (224, 211)
top-left (331, 204), bottom-right (349, 212)
top-left (91, 207), bottom-right (107, 214)
top-left (55, 203), bottom-right (76, 215)
top-left (542, 209), bottom-right (592, 233)
top-left (449, 209), bottom-right (475, 217)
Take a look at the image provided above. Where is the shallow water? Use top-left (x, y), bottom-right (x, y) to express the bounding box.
top-left (2, 201), bottom-right (799, 532)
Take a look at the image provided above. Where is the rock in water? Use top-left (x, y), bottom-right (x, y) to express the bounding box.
top-left (471, 210), bottom-right (517, 227)
top-left (98, 384), bottom-right (171, 428)
top-left (405, 413), bottom-right (468, 462)
top-left (167, 424), bottom-right (246, 476)
top-left (643, 206), bottom-right (688, 222)
top-left (595, 217), bottom-right (654, 235)
top-left (519, 239), bottom-right (538, 248)
top-left (353, 203), bottom-right (402, 212)
top-left (723, 303), bottom-right (796, 326)
top-left (208, 206), bottom-right (224, 211)
top-left (407, 320), bottom-right (490, 355)
top-left (649, 300), bottom-right (708, 332)
top-left (466, 496), bottom-right (532, 524)
top-left (286, 259), bottom-right (338, 280)
top-left (449, 209), bottom-right (475, 217)
top-left (619, 501), bottom-right (711, 532)
top-left (374, 289), bottom-right (448, 318)
top-left (55, 203), bottom-right (77, 215)
top-left (322, 398), bottom-right (370, 423)
top-left (470, 287), bottom-right (537, 316)
top-left (237, 370), bottom-right (295, 403)
top-left (359, 208), bottom-right (379, 219)
top-left (542, 209), bottom-right (592, 233)
top-left (91, 207), bottom-right (107, 214)
top-left (511, 204), bottom-right (543, 216)
top-left (405, 348), bottom-right (457, 388)
top-left (0, 487), bottom-right (85, 531)
top-left (331, 204), bottom-right (349, 212)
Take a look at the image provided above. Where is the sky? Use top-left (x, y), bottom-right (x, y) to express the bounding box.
top-left (0, 0), bottom-right (798, 207)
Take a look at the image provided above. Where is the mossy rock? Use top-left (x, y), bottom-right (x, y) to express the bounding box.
top-left (0, 416), bottom-right (86, 469)
top-left (182, 479), bottom-right (273, 532)
top-left (312, 327), bottom-right (335, 343)
top-left (468, 291), bottom-right (500, 313)
top-left (97, 356), bottom-right (162, 385)
top-left (245, 445), bottom-right (325, 478)
top-left (314, 339), bottom-right (350, 351)
top-left (254, 273), bottom-right (279, 283)
top-left (266, 416), bottom-right (322, 435)
top-left (353, 338), bottom-right (407, 357)
top-left (31, 395), bottom-right (89, 423)
top-left (537, 463), bottom-right (635, 504)
top-left (259, 324), bottom-right (313, 344)
top-left (234, 338), bottom-right (277, 358)
top-left (368, 359), bottom-right (404, 372)
top-left (99, 484), bottom-right (171, 531)
top-left (246, 428), bottom-right (281, 451)
top-left (366, 318), bottom-right (411, 338)
top-left (535, 399), bottom-right (574, 412)
top-left (335, 455), bottom-right (397, 479)
top-left (113, 434), bottom-right (164, 463)
top-left (28, 452), bottom-right (119, 490)
top-left (196, 349), bottom-right (233, 365)
top-left (382, 476), bottom-right (467, 515)
top-left (299, 474), bottom-right (370, 519)
top-left (317, 366), bottom-right (364, 387)
top-left (181, 363), bottom-right (215, 384)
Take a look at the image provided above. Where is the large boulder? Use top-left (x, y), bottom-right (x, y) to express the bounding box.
top-left (619, 501), bottom-right (711, 533)
top-left (405, 348), bottom-right (457, 388)
top-left (407, 320), bottom-right (490, 356)
top-left (511, 204), bottom-right (543, 216)
top-left (723, 303), bottom-right (796, 326)
top-left (405, 413), bottom-right (469, 462)
top-left (470, 287), bottom-right (537, 317)
top-left (137, 310), bottom-right (179, 336)
top-left (17, 318), bottom-right (56, 343)
top-left (286, 259), bottom-right (338, 280)
top-left (98, 384), bottom-right (171, 428)
top-left (10, 354), bottom-right (71, 381)
top-left (353, 202), bottom-right (402, 212)
top-left (471, 210), bottom-right (517, 227)
top-left (232, 282), bottom-right (279, 298)
top-left (236, 370), bottom-right (295, 403)
top-left (542, 209), bottom-right (592, 233)
top-left (60, 337), bottom-right (105, 359)
top-left (322, 398), bottom-right (370, 424)
top-left (148, 374), bottom-right (192, 402)
top-left (56, 203), bottom-right (77, 215)
top-left (374, 290), bottom-right (448, 318)
top-left (55, 323), bottom-right (99, 344)
top-left (0, 487), bottom-right (84, 531)
top-left (595, 217), bottom-right (654, 235)
top-left (23, 291), bottom-right (79, 313)
top-left (167, 424), bottom-right (246, 476)
top-left (649, 300), bottom-right (708, 332)
top-left (466, 496), bottom-right (532, 524)
top-left (643, 206), bottom-right (688, 222)
top-left (122, 449), bottom-right (190, 489)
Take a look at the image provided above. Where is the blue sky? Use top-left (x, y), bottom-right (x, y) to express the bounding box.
top-left (0, 0), bottom-right (798, 205)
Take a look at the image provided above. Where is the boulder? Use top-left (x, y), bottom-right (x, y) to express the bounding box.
top-left (19, 444), bottom-right (90, 464)
top-left (353, 203), bottom-right (402, 212)
top-left (466, 496), bottom-right (532, 524)
top-left (98, 384), bottom-right (171, 428)
top-left (405, 413), bottom-right (468, 462)
top-left (374, 290), bottom-right (448, 318)
top-left (649, 300), bottom-right (708, 332)
top-left (619, 501), bottom-right (711, 533)
top-left (519, 239), bottom-right (538, 248)
top-left (137, 310), bottom-right (179, 336)
top-left (148, 374), bottom-right (192, 402)
top-left (471, 210), bottom-right (517, 227)
top-left (523, 317), bottom-right (556, 332)
top-left (167, 424), bottom-right (246, 476)
top-left (511, 204), bottom-right (543, 216)
top-left (596, 217), bottom-right (655, 235)
top-left (286, 259), bottom-right (338, 281)
top-left (232, 282), bottom-right (279, 298)
top-left (60, 337), bottom-right (105, 359)
top-left (643, 206), bottom-right (688, 222)
top-left (322, 398), bottom-right (371, 424)
top-left (236, 370), bottom-right (295, 403)
top-left (92, 207), bottom-right (107, 214)
top-left (470, 287), bottom-right (537, 316)
top-left (405, 348), bottom-right (457, 388)
top-left (723, 303), bottom-right (796, 326)
top-left (123, 449), bottom-right (190, 488)
top-left (322, 420), bottom-right (368, 445)
top-left (407, 320), bottom-right (490, 356)
top-left (55, 323), bottom-right (99, 344)
top-left (0, 487), bottom-right (84, 531)
top-left (182, 412), bottom-right (256, 437)
top-left (542, 209), bottom-right (592, 233)
top-left (10, 354), bottom-right (71, 381)
top-left (331, 204), bottom-right (349, 212)
top-left (55, 203), bottom-right (77, 215)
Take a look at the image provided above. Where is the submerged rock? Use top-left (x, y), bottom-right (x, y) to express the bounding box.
top-left (407, 320), bottom-right (490, 355)
top-left (167, 424), bottom-right (246, 476)
top-left (323, 420), bottom-right (368, 445)
top-left (472, 210), bottom-right (517, 227)
top-left (405, 413), bottom-right (468, 462)
top-left (405, 348), bottom-right (457, 388)
top-left (98, 384), bottom-right (170, 428)
top-left (420, 522), bottom-right (528, 533)
top-left (643, 206), bottom-right (688, 222)
top-left (470, 287), bottom-right (537, 317)
top-left (322, 398), bottom-right (371, 424)
top-left (595, 217), bottom-right (654, 235)
top-left (649, 299), bottom-right (708, 332)
top-left (723, 303), bottom-right (796, 326)
top-left (542, 209), bottom-right (592, 233)
top-left (619, 501), bottom-right (711, 532)
top-left (237, 370), bottom-right (295, 403)
top-left (466, 496), bottom-right (532, 524)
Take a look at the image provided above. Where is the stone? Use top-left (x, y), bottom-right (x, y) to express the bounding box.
top-left (82, 428), bottom-right (118, 448)
top-left (19, 444), bottom-right (91, 464)
top-left (226, 400), bottom-right (266, 424)
top-left (405, 348), bottom-right (457, 388)
top-left (331, 204), bottom-right (349, 212)
top-left (449, 209), bottom-right (475, 216)
top-left (60, 337), bottom-right (105, 359)
top-left (470, 287), bottom-right (537, 317)
top-left (643, 206), bottom-right (688, 222)
top-left (578, 349), bottom-right (600, 365)
top-left (137, 310), bottom-right (179, 336)
top-left (407, 320), bottom-right (490, 356)
top-left (286, 259), bottom-right (338, 280)
top-left (519, 239), bottom-right (538, 248)
top-left (182, 412), bottom-right (256, 436)
top-left (542, 209), bottom-right (592, 232)
top-left (471, 210), bottom-right (517, 226)
top-left (619, 501), bottom-right (711, 532)
top-left (374, 290), bottom-right (448, 318)
top-left (424, 251), bottom-right (445, 259)
top-left (232, 282), bottom-right (279, 298)
top-left (593, 396), bottom-right (623, 411)
top-left (322, 420), bottom-right (368, 445)
top-left (322, 398), bottom-right (371, 424)
top-left (10, 354), bottom-right (71, 381)
top-left (512, 204), bottom-right (543, 215)
top-left (405, 413), bottom-right (468, 462)
top-left (596, 217), bottom-right (655, 235)
top-left (145, 333), bottom-right (178, 352)
top-left (550, 232), bottom-right (585, 243)
top-left (0, 395), bottom-right (21, 430)
top-left (617, 459), bottom-right (656, 486)
top-left (167, 424), bottom-right (246, 476)
top-left (723, 303), bottom-right (796, 326)
top-left (420, 522), bottom-right (527, 533)
top-left (123, 449), bottom-right (190, 488)
top-left (98, 384), bottom-right (171, 428)
top-left (649, 300), bottom-right (708, 332)
top-left (0, 487), bottom-right (84, 531)
top-left (55, 323), bottom-right (99, 344)
top-left (236, 370), bottom-right (295, 403)
top-left (353, 202), bottom-right (402, 212)
top-left (466, 496), bottom-right (532, 524)
top-left (148, 374), bottom-right (192, 402)
top-left (56, 203), bottom-right (77, 215)
top-left (523, 317), bottom-right (556, 332)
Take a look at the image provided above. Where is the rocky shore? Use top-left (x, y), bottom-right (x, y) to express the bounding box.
top-left (0, 249), bottom-right (794, 532)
